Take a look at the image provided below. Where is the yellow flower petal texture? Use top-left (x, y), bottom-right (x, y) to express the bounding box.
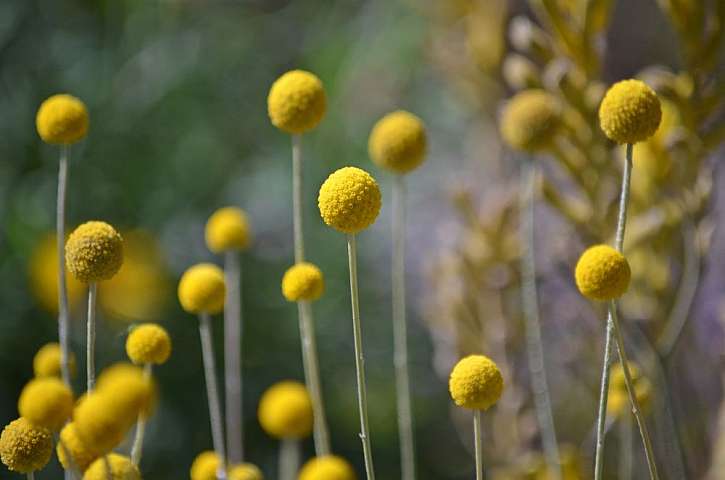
top-left (57, 422), bottom-right (98, 472)
top-left (33, 342), bottom-right (77, 379)
top-left (126, 323), bottom-right (172, 365)
top-left (318, 166), bottom-right (381, 234)
top-left (368, 110), bottom-right (427, 174)
top-left (599, 79), bottom-right (662, 144)
top-left (0, 417), bottom-right (53, 473)
top-left (36, 94), bottom-right (89, 145)
top-left (65, 221), bottom-right (124, 283)
top-left (268, 70), bottom-right (327, 134)
top-left (575, 244), bottom-right (631, 301)
top-left (500, 89), bottom-right (560, 152)
top-left (449, 355), bottom-right (504, 410)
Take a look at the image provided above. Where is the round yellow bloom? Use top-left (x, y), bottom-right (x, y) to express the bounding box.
top-left (298, 455), bottom-right (357, 480)
top-left (230, 463), bottom-right (264, 480)
top-left (190, 450), bottom-right (220, 480)
top-left (57, 422), bottom-right (98, 472)
top-left (83, 454), bottom-right (140, 480)
top-left (178, 263), bottom-right (226, 314)
top-left (281, 262), bottom-right (325, 302)
top-left (0, 418), bottom-right (53, 473)
top-left (18, 377), bottom-right (74, 431)
top-left (368, 111), bottom-right (427, 174)
top-left (318, 167), bottom-right (382, 234)
top-left (36, 94), bottom-right (89, 145)
top-left (126, 323), bottom-right (172, 365)
top-left (29, 234), bottom-right (84, 314)
top-left (449, 355), bottom-right (504, 410)
top-left (268, 70), bottom-right (327, 134)
top-left (66, 221), bottom-right (124, 283)
top-left (205, 207), bottom-right (252, 253)
top-left (33, 342), bottom-right (77, 378)
top-left (96, 363), bottom-right (156, 422)
top-left (258, 381), bottom-right (313, 439)
top-left (599, 79), bottom-right (662, 144)
top-left (500, 89), bottom-right (560, 152)
top-left (73, 393), bottom-right (129, 455)
top-left (608, 362), bottom-right (652, 418)
top-left (575, 245), bottom-right (631, 301)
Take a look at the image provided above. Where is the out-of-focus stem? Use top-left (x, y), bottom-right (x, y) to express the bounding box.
top-left (619, 413), bottom-right (633, 480)
top-left (473, 410), bottom-right (484, 480)
top-left (278, 439), bottom-right (300, 480)
top-left (131, 364), bottom-right (152, 466)
top-left (86, 283), bottom-right (97, 392)
top-left (27, 472), bottom-right (34, 480)
top-left (57, 145), bottom-right (72, 388)
top-left (199, 313), bottom-right (227, 480)
top-left (224, 251), bottom-right (244, 463)
top-left (292, 135), bottom-right (304, 263)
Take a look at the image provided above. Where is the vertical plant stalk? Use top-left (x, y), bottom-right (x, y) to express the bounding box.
top-left (199, 313), bottom-right (228, 480)
top-left (392, 175), bottom-right (415, 480)
top-left (86, 283), bottom-right (97, 392)
top-left (519, 162), bottom-right (561, 480)
top-left (131, 364), bottom-right (152, 466)
top-left (346, 234), bottom-right (376, 480)
top-left (278, 439), bottom-right (300, 480)
top-left (291, 133), bottom-right (331, 455)
top-left (619, 414), bottom-right (633, 480)
top-left (27, 472), bottom-right (34, 480)
top-left (473, 410), bottom-right (484, 480)
top-left (57, 145), bottom-right (72, 388)
top-left (224, 250), bottom-right (244, 464)
top-left (593, 317), bottom-right (614, 480)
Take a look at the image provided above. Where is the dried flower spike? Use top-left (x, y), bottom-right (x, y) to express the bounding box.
top-left (298, 455), bottom-right (357, 480)
top-left (268, 70), bottom-right (327, 134)
top-left (449, 355), bottom-right (504, 410)
top-left (500, 89), bottom-right (560, 152)
top-left (599, 79), bottom-right (662, 144)
top-left (575, 244), bottom-right (631, 301)
top-left (33, 342), bottom-right (76, 378)
top-left (368, 110), bottom-right (427, 174)
top-left (65, 221), bottom-right (124, 283)
top-left (36, 94), bottom-right (89, 145)
top-left (281, 262), bottom-right (325, 302)
top-left (178, 263), bottom-right (226, 314)
top-left (258, 381), bottom-right (313, 440)
top-left (318, 166), bottom-right (382, 234)
top-left (0, 418), bottom-right (53, 473)
top-left (125, 323), bottom-right (172, 365)
top-left (205, 207), bottom-right (252, 254)
top-left (18, 377), bottom-right (73, 431)
top-left (57, 422), bottom-right (98, 472)
top-left (83, 453), bottom-right (140, 480)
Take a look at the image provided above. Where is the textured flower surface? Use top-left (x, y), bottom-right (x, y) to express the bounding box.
top-left (57, 422), bottom-right (98, 472)
top-left (500, 89), bottom-right (560, 152)
top-left (36, 94), bottom-right (89, 145)
top-left (318, 167), bottom-right (381, 234)
top-left (298, 455), bottom-right (357, 480)
top-left (449, 354), bottom-right (504, 410)
top-left (0, 417), bottom-right (53, 473)
top-left (18, 377), bottom-right (74, 431)
top-left (281, 262), bottom-right (325, 302)
top-left (205, 207), bottom-right (252, 253)
top-left (258, 381), bottom-right (313, 439)
top-left (368, 110), bottom-right (427, 174)
top-left (83, 453), bottom-right (141, 480)
top-left (177, 263), bottom-right (226, 314)
top-left (126, 323), bottom-right (172, 365)
top-left (65, 221), bottom-right (124, 283)
top-left (575, 244), bottom-right (631, 301)
top-left (599, 79), bottom-right (662, 144)
top-left (33, 342), bottom-right (76, 378)
top-left (268, 70), bottom-right (326, 134)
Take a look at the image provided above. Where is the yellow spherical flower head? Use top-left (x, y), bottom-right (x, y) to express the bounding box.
top-left (318, 167), bottom-right (382, 234)
top-left (205, 207), bottom-right (252, 253)
top-left (599, 79), bottom-right (661, 144)
top-left (33, 342), bottom-right (77, 378)
top-left (368, 110), bottom-right (427, 174)
top-left (178, 263), bottom-right (226, 314)
top-left (73, 393), bottom-right (129, 455)
top-left (36, 94), bottom-right (89, 145)
top-left (57, 422), bottom-right (98, 472)
top-left (268, 70), bottom-right (326, 134)
top-left (500, 89), bottom-right (561, 152)
top-left (299, 455), bottom-right (357, 480)
top-left (0, 417), bottom-right (53, 473)
top-left (18, 377), bottom-right (74, 431)
top-left (229, 463), bottom-right (264, 480)
top-left (258, 381), bottom-right (313, 439)
top-left (126, 323), bottom-right (172, 365)
top-left (281, 262), bottom-right (325, 302)
top-left (66, 221), bottom-right (124, 283)
top-left (84, 453), bottom-right (140, 480)
top-left (96, 363), bottom-right (156, 422)
top-left (449, 355), bottom-right (504, 410)
top-left (574, 245), bottom-right (631, 301)
top-left (190, 450), bottom-right (220, 480)
top-left (29, 234), bottom-right (84, 314)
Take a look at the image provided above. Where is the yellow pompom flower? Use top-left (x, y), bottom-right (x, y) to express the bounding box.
top-left (268, 70), bottom-right (327, 134)
top-left (83, 453), bottom-right (141, 480)
top-left (18, 377), bottom-right (74, 431)
top-left (449, 355), bottom-right (504, 410)
top-left (205, 207), bottom-right (252, 253)
top-left (318, 166), bottom-right (382, 234)
top-left (500, 89), bottom-right (560, 152)
top-left (368, 110), bottom-right (427, 174)
top-left (178, 263), bottom-right (226, 314)
top-left (73, 393), bottom-right (129, 455)
top-left (65, 221), bottom-right (124, 283)
top-left (57, 422), bottom-right (98, 472)
top-left (575, 245), bottom-right (631, 301)
top-left (190, 450), bottom-right (220, 480)
top-left (599, 79), bottom-right (662, 144)
top-left (96, 363), bottom-right (156, 422)
top-left (33, 342), bottom-right (77, 378)
top-left (36, 94), bottom-right (89, 145)
top-left (29, 234), bottom-right (84, 314)
top-left (229, 463), bottom-right (264, 480)
top-left (608, 362), bottom-right (652, 418)
top-left (258, 381), bottom-right (313, 439)
top-left (125, 323), bottom-right (172, 365)
top-left (298, 455), bottom-right (357, 480)
top-left (281, 262), bottom-right (325, 302)
top-left (0, 417), bottom-right (53, 473)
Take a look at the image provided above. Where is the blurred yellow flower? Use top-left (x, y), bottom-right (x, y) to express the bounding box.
top-left (205, 207), bottom-right (252, 254)
top-left (18, 377), bottom-right (74, 431)
top-left (36, 94), bottom-right (89, 145)
top-left (281, 262), bottom-right (325, 302)
top-left (368, 110), bottom-right (427, 174)
top-left (608, 362), bottom-right (652, 418)
top-left (298, 455), bottom-right (357, 480)
top-left (258, 381), bottom-right (313, 439)
top-left (28, 234), bottom-right (84, 314)
top-left (33, 342), bottom-right (77, 379)
top-left (57, 422), bottom-right (98, 472)
top-left (126, 323), bottom-right (172, 365)
top-left (178, 263), bottom-right (226, 315)
top-left (83, 453), bottom-right (140, 480)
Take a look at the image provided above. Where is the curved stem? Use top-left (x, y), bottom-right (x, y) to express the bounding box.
top-left (224, 251), bottom-right (244, 463)
top-left (278, 439), bottom-right (300, 480)
top-left (86, 283), bottom-right (97, 392)
top-left (346, 234), bottom-right (376, 480)
top-left (131, 364), bottom-right (152, 466)
top-left (199, 313), bottom-right (227, 480)
top-left (473, 410), bottom-right (484, 480)
top-left (57, 145), bottom-right (72, 388)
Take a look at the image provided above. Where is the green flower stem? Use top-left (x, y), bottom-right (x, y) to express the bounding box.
top-left (519, 161), bottom-right (561, 480)
top-left (131, 364), bottom-right (152, 466)
top-left (279, 439), bottom-right (300, 480)
top-left (346, 234), bottom-right (376, 480)
top-left (473, 410), bottom-right (484, 480)
top-left (224, 250), bottom-right (244, 463)
top-left (392, 175), bottom-right (415, 480)
top-left (57, 145), bottom-right (72, 388)
top-left (199, 313), bottom-right (227, 480)
top-left (86, 283), bottom-right (97, 392)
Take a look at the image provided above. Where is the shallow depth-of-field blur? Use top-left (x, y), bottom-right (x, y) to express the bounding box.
top-left (1, 0), bottom-right (724, 479)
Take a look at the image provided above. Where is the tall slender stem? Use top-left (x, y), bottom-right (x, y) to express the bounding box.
top-left (519, 162), bottom-right (561, 480)
top-left (27, 472), bottom-right (34, 480)
top-left (278, 439), bottom-right (300, 480)
top-left (292, 134), bottom-right (304, 263)
top-left (392, 175), bottom-right (415, 480)
top-left (131, 364), bottom-right (152, 466)
top-left (619, 413), bottom-right (633, 480)
top-left (473, 410), bottom-right (484, 480)
top-left (199, 313), bottom-right (227, 480)
top-left (57, 145), bottom-right (71, 388)
top-left (86, 283), bottom-right (97, 392)
top-left (224, 251), bottom-right (244, 463)
top-left (346, 234), bottom-right (376, 480)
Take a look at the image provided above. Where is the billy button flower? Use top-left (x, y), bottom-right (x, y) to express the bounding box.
top-left (575, 245), bottom-right (631, 301)
top-left (0, 417), bottom-right (53, 475)
top-left (599, 79), bottom-right (662, 145)
top-left (18, 377), bottom-right (74, 431)
top-left (500, 89), bottom-right (560, 153)
top-left (36, 94), bottom-right (89, 145)
top-left (299, 455), bottom-right (357, 480)
top-left (282, 262), bottom-right (325, 302)
top-left (191, 450), bottom-right (264, 480)
top-left (83, 453), bottom-right (140, 480)
top-left (268, 70), bottom-right (326, 135)
top-left (205, 207), bottom-right (252, 254)
top-left (33, 342), bottom-right (77, 379)
top-left (57, 422), bottom-right (98, 472)
top-left (368, 111), bottom-right (427, 174)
